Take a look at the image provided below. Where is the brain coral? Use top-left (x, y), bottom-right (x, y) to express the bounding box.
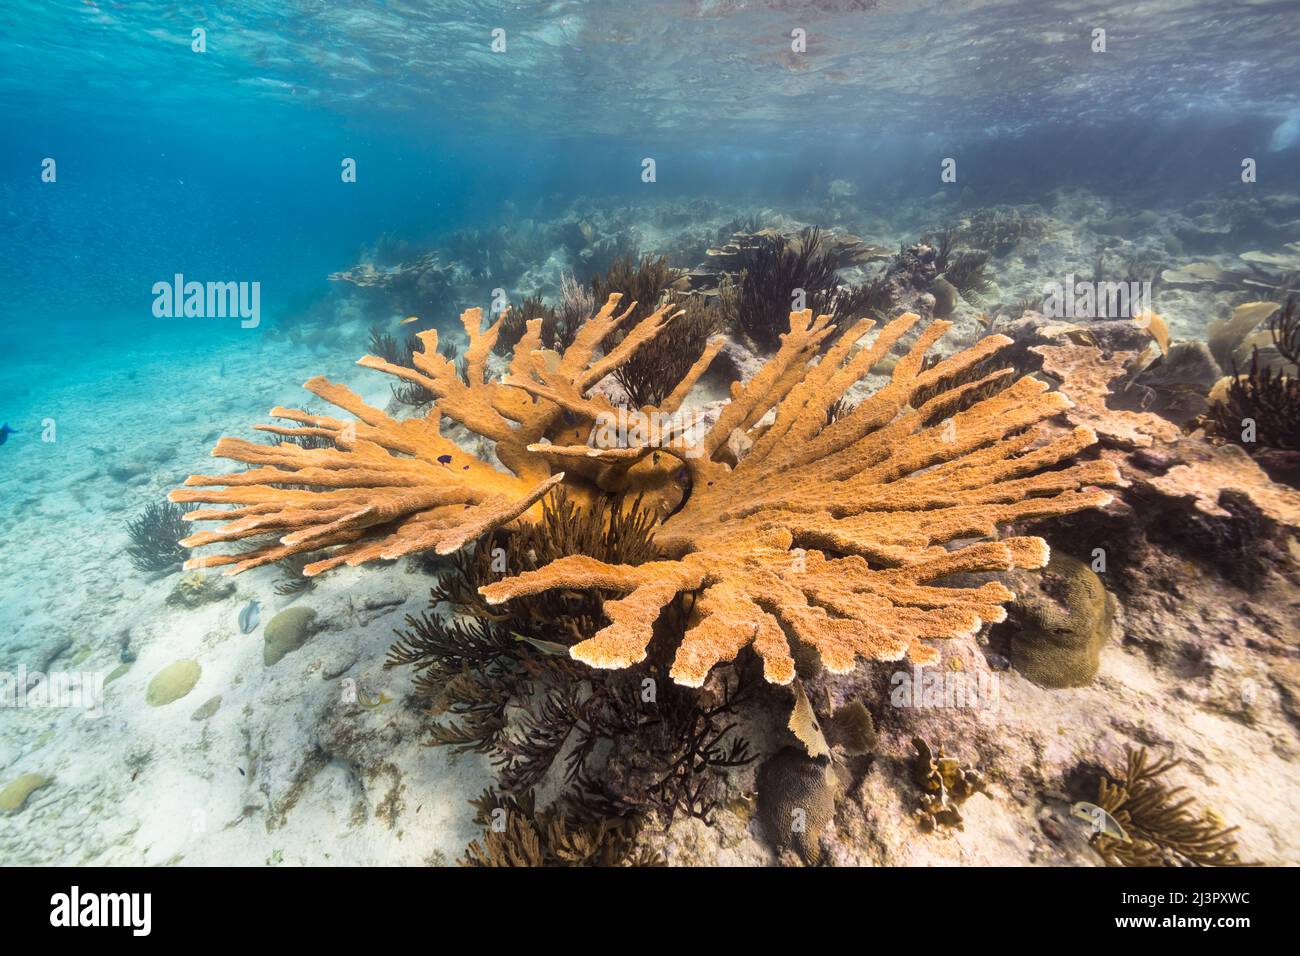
top-left (173, 293), bottom-right (1118, 688)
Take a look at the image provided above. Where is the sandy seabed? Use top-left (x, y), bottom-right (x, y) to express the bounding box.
top-left (2, 188), bottom-right (1299, 866)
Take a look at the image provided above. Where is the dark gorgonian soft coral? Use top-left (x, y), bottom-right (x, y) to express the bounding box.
top-left (387, 492), bottom-right (755, 825)
top-left (728, 227), bottom-right (841, 351)
top-left (591, 254), bottom-right (722, 406)
top-left (126, 501), bottom-right (197, 574)
top-left (173, 292), bottom-right (1117, 689)
top-left (1089, 747), bottom-right (1255, 867)
top-left (1212, 297), bottom-right (1300, 452)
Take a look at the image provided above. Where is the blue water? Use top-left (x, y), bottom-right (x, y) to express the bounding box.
top-left (4, 0), bottom-right (1299, 335)
top-left (3, 0), bottom-right (1300, 868)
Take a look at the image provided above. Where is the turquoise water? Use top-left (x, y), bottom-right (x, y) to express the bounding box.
top-left (4, 0), bottom-right (1299, 332)
top-left (2, 0), bottom-right (1300, 867)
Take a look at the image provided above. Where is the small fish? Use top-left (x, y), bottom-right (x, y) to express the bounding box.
top-left (238, 767), bottom-right (246, 777)
top-left (1071, 801), bottom-right (1131, 843)
top-left (511, 633), bottom-right (570, 656)
top-left (358, 689), bottom-right (392, 709)
top-left (437, 454), bottom-right (452, 464)
top-left (0, 423), bottom-right (17, 446)
top-left (400, 315), bottom-right (420, 325)
top-left (238, 599), bottom-right (261, 634)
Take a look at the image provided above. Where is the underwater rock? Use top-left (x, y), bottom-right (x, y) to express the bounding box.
top-left (1091, 209), bottom-right (1160, 236)
top-left (0, 773), bottom-right (50, 813)
top-left (146, 660), bottom-right (201, 706)
top-left (756, 747), bottom-right (841, 865)
top-left (165, 571), bottom-right (236, 609)
top-left (8, 621), bottom-right (72, 673)
top-left (263, 607), bottom-right (319, 666)
top-left (1009, 552), bottom-right (1115, 688)
top-left (1032, 340), bottom-right (1181, 448)
top-left (1115, 341), bottom-right (1222, 425)
top-left (106, 461), bottom-right (148, 483)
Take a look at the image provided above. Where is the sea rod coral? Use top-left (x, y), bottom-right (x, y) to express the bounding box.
top-left (172, 292), bottom-right (1118, 688)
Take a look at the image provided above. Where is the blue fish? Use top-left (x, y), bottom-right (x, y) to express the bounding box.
top-left (238, 599), bottom-right (261, 634)
top-left (0, 424), bottom-right (16, 446)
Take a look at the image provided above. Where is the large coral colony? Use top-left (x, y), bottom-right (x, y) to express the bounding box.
top-left (164, 223), bottom-right (1281, 866)
top-left (173, 296), bottom-right (1115, 685)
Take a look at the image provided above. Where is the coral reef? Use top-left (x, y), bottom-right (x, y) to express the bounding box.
top-left (263, 607), bottom-right (318, 665)
top-left (911, 736), bottom-right (985, 832)
top-left (756, 747), bottom-right (841, 864)
top-left (388, 492), bottom-right (755, 826)
top-left (1117, 341), bottom-right (1221, 426)
top-left (615, 292), bottom-right (724, 406)
top-left (461, 790), bottom-right (664, 867)
top-left (145, 660), bottom-right (201, 707)
top-left (1146, 441), bottom-right (1300, 531)
top-left (953, 206), bottom-right (1047, 257)
top-left (826, 699), bottom-right (878, 756)
top-left (165, 570), bottom-right (235, 608)
top-left (491, 296), bottom-right (554, 357)
top-left (125, 501), bottom-right (196, 574)
top-left (1032, 339), bottom-right (1181, 448)
top-left (722, 227), bottom-right (842, 351)
top-left (1007, 551), bottom-right (1115, 688)
top-left (366, 326), bottom-right (459, 407)
top-left (0, 773), bottom-right (50, 813)
top-left (590, 254), bottom-right (723, 405)
top-left (174, 293), bottom-right (1119, 693)
top-left (171, 294), bottom-right (690, 575)
top-left (1210, 298), bottom-right (1300, 463)
top-left (1207, 300), bottom-right (1279, 370)
top-left (483, 310), bottom-right (1119, 687)
top-left (548, 273), bottom-right (593, 352)
top-left (1089, 747), bottom-right (1254, 867)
